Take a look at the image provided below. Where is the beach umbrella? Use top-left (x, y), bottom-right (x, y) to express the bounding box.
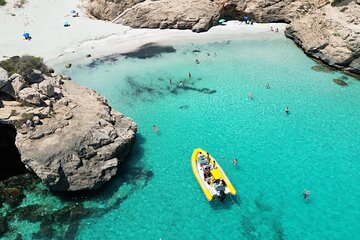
top-left (63, 20), bottom-right (70, 27)
top-left (218, 19), bottom-right (226, 23)
top-left (23, 32), bottom-right (30, 38)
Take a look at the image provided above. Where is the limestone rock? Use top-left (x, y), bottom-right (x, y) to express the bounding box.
top-left (9, 74), bottom-right (26, 96)
top-left (2, 187), bottom-right (25, 208)
top-left (285, 2), bottom-right (360, 75)
top-left (18, 88), bottom-right (42, 106)
top-left (115, 0), bottom-right (218, 32)
top-left (27, 69), bottom-right (44, 84)
top-left (333, 78), bottom-right (348, 86)
top-left (39, 80), bottom-right (55, 97)
top-left (0, 81), bottom-right (16, 100)
top-left (16, 80), bottom-right (137, 191)
top-left (0, 67), bottom-right (9, 89)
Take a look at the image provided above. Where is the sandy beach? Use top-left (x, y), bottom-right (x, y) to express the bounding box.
top-left (0, 0), bottom-right (286, 68)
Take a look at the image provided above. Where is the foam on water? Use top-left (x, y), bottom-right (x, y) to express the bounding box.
top-left (6, 34), bottom-right (359, 240)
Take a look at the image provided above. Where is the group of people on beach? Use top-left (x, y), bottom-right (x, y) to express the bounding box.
top-left (270, 26), bottom-right (279, 32)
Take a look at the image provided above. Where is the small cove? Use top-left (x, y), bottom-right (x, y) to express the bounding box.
top-left (2, 33), bottom-right (360, 240)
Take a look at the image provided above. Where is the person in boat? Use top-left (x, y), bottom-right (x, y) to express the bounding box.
top-left (198, 152), bottom-right (209, 166)
top-left (214, 179), bottom-right (226, 192)
top-left (203, 167), bottom-right (212, 184)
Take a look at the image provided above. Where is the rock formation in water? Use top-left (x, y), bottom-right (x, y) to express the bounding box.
top-left (0, 63), bottom-right (137, 191)
top-left (85, 0), bottom-right (360, 75)
top-left (285, 1), bottom-right (360, 75)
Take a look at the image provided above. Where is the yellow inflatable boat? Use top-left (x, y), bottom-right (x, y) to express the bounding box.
top-left (191, 148), bottom-right (236, 201)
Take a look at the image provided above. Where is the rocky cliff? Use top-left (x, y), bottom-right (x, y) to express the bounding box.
top-left (85, 0), bottom-right (360, 75)
top-left (0, 65), bottom-right (137, 191)
top-left (285, 1), bottom-right (360, 75)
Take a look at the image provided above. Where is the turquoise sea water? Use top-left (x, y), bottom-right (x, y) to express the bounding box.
top-left (66, 36), bottom-right (360, 240)
top-left (3, 34), bottom-right (360, 240)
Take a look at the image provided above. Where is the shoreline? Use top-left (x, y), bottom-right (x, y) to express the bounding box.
top-left (0, 0), bottom-right (286, 69)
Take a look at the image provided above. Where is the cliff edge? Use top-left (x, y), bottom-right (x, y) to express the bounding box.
top-left (0, 57), bottom-right (137, 191)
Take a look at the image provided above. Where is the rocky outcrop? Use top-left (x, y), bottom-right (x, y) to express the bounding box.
top-left (87, 0), bottom-right (145, 21)
top-left (0, 67), bottom-right (137, 191)
top-left (115, 0), bottom-right (219, 32)
top-left (285, 2), bottom-right (360, 75)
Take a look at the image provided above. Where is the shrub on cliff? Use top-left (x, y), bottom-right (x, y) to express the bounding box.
top-left (0, 55), bottom-right (51, 78)
top-left (0, 0), bottom-right (6, 6)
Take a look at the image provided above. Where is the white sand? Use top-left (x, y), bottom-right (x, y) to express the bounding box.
top-left (0, 0), bottom-right (287, 68)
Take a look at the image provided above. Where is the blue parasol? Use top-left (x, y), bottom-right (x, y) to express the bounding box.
top-left (243, 16), bottom-right (250, 21)
top-left (63, 20), bottom-right (70, 27)
top-left (23, 32), bottom-right (30, 38)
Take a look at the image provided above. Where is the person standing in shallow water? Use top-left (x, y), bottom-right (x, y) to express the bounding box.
top-left (152, 125), bottom-right (158, 133)
top-left (303, 189), bottom-right (310, 199)
top-left (179, 80), bottom-right (184, 87)
top-left (188, 72), bottom-right (192, 78)
top-left (233, 159), bottom-right (238, 166)
top-left (248, 92), bottom-right (254, 100)
top-left (169, 79), bottom-right (172, 84)
top-left (285, 107), bottom-right (290, 114)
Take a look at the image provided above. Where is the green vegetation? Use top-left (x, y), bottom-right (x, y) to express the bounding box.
top-left (14, 113), bottom-right (34, 129)
top-left (0, 0), bottom-right (6, 6)
top-left (331, 0), bottom-right (347, 7)
top-left (0, 55), bottom-right (51, 78)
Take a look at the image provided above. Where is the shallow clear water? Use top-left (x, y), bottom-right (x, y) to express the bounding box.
top-left (4, 34), bottom-right (360, 240)
top-left (64, 36), bottom-right (360, 240)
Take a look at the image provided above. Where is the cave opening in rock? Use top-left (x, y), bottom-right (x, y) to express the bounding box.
top-left (0, 123), bottom-right (28, 180)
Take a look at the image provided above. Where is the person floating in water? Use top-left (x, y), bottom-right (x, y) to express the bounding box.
top-left (206, 53), bottom-right (210, 56)
top-left (179, 80), bottom-right (184, 87)
top-left (285, 107), bottom-right (290, 114)
top-left (195, 59), bottom-right (200, 64)
top-left (169, 79), bottom-right (172, 84)
top-left (248, 92), bottom-right (254, 100)
top-left (266, 83), bottom-right (270, 89)
top-left (303, 189), bottom-right (310, 199)
top-left (270, 26), bottom-right (274, 32)
top-left (152, 125), bottom-right (159, 133)
top-left (233, 159), bottom-right (238, 166)
top-left (275, 28), bottom-right (279, 33)
top-left (188, 72), bottom-right (192, 78)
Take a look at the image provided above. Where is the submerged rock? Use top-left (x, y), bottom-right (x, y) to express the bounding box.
top-left (333, 78), bottom-right (348, 86)
top-left (2, 187), bottom-right (25, 208)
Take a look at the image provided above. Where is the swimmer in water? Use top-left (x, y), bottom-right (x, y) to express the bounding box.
top-left (266, 83), bottom-right (270, 89)
top-left (303, 189), bottom-right (310, 199)
top-left (285, 107), bottom-right (289, 114)
top-left (195, 59), bottom-right (200, 64)
top-left (152, 125), bottom-right (158, 132)
top-left (233, 159), bottom-right (238, 166)
top-left (248, 92), bottom-right (254, 100)
top-left (179, 80), bottom-right (184, 87)
top-left (169, 79), bottom-right (172, 84)
top-left (188, 72), bottom-right (192, 78)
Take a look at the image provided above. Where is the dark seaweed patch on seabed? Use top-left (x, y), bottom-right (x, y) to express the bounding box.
top-left (121, 43), bottom-right (176, 59)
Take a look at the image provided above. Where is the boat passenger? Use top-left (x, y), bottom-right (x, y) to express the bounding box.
top-left (198, 152), bottom-right (209, 166)
top-left (203, 167), bottom-right (212, 184)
